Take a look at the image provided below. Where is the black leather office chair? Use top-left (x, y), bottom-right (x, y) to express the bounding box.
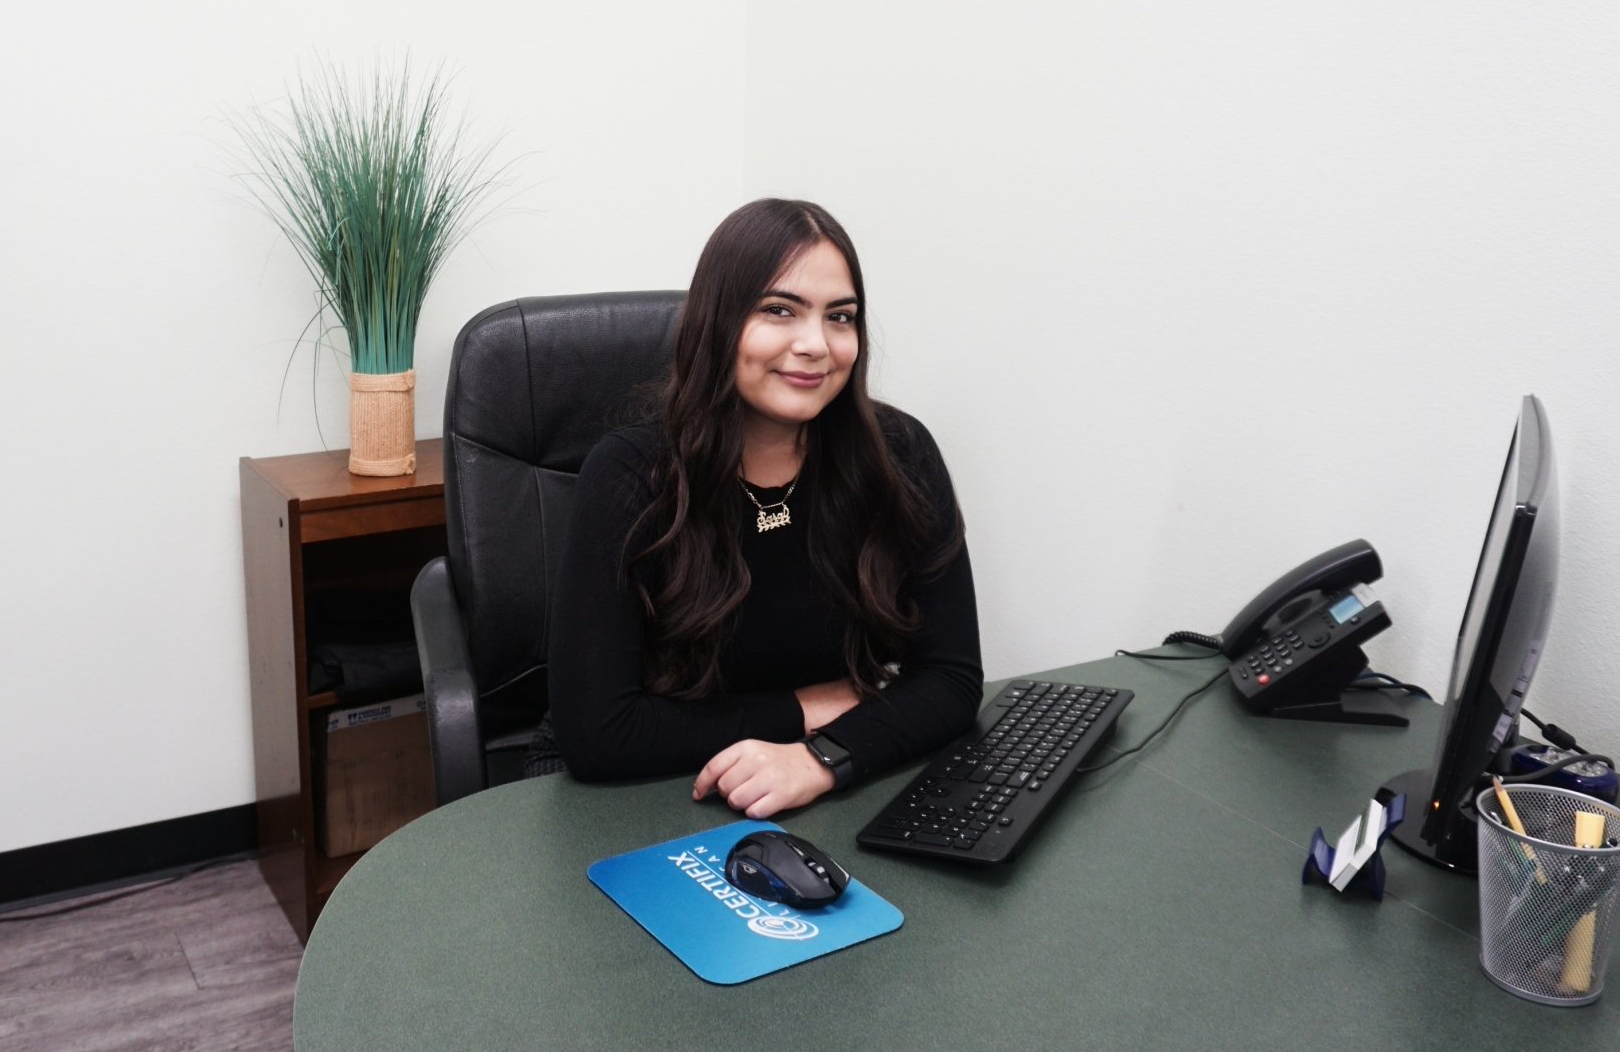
top-left (410, 290), bottom-right (683, 805)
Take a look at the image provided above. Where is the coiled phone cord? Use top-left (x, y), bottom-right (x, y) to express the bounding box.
top-left (1161, 630), bottom-right (1224, 652)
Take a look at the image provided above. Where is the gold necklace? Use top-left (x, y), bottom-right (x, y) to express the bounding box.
top-left (738, 471), bottom-right (801, 533)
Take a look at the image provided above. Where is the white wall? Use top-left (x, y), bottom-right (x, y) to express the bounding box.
top-left (0, 0), bottom-right (748, 853)
top-left (5, 0), bottom-right (1618, 855)
top-left (744, 3), bottom-right (1620, 741)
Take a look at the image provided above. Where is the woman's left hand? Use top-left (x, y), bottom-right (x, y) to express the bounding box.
top-left (692, 740), bottom-right (836, 818)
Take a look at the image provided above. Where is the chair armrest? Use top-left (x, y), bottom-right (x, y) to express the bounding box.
top-left (411, 557), bottom-right (488, 806)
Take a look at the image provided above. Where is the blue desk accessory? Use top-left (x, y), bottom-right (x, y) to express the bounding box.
top-left (1303, 791), bottom-right (1406, 900)
top-left (588, 819), bottom-right (903, 985)
top-left (1508, 744), bottom-right (1619, 802)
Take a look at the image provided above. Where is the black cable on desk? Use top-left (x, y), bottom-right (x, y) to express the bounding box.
top-left (1117, 638), bottom-right (1223, 662)
top-left (1496, 752), bottom-right (1616, 783)
top-left (1077, 652), bottom-right (1227, 774)
top-left (1162, 630), bottom-right (1224, 651)
top-left (1349, 670), bottom-right (1432, 702)
top-left (1520, 708), bottom-right (1584, 752)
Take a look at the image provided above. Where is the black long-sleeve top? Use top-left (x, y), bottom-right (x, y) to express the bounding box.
top-left (548, 406), bottom-right (983, 785)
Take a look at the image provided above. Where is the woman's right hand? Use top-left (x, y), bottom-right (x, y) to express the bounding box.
top-left (795, 678), bottom-right (862, 735)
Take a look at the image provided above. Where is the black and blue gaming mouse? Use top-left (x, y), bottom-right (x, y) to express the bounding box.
top-left (725, 830), bottom-right (850, 909)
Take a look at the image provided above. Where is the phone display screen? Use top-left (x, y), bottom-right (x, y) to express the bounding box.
top-left (1328, 594), bottom-right (1364, 625)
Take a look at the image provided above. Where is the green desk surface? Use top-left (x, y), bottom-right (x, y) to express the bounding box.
top-left (293, 652), bottom-right (1619, 1050)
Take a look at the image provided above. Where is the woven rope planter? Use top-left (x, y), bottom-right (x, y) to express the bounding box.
top-left (348, 369), bottom-right (416, 476)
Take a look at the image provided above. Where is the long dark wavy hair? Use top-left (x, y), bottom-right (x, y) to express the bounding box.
top-left (632, 198), bottom-right (962, 701)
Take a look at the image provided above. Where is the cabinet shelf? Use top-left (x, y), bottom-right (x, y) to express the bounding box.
top-left (241, 440), bottom-right (446, 941)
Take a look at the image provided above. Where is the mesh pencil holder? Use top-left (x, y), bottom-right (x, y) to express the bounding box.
top-left (1476, 784), bottom-right (1620, 1006)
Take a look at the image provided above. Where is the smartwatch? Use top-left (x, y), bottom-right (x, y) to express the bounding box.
top-left (802, 732), bottom-right (854, 790)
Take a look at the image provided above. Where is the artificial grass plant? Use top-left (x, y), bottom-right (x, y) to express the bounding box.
top-left (232, 59), bottom-right (507, 375)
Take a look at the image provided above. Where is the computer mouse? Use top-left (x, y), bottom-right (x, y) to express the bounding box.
top-left (724, 830), bottom-right (850, 909)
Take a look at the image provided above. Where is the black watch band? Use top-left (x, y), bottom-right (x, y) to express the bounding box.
top-left (803, 732), bottom-right (854, 790)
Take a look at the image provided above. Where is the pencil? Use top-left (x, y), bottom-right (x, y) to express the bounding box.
top-left (1491, 776), bottom-right (1547, 884)
top-left (1559, 811), bottom-right (1606, 994)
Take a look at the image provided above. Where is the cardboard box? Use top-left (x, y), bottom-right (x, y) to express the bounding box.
top-left (317, 695), bottom-right (435, 857)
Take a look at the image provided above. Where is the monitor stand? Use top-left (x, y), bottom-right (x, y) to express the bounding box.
top-left (1380, 767), bottom-right (1478, 874)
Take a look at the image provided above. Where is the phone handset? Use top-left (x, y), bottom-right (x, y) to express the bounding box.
top-left (1219, 539), bottom-right (1383, 658)
top-left (1214, 540), bottom-right (1403, 725)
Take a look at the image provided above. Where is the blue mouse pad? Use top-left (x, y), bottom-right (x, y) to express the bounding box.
top-left (587, 819), bottom-right (904, 985)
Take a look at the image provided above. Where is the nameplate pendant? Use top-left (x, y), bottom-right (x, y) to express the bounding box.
top-left (756, 506), bottom-right (791, 533)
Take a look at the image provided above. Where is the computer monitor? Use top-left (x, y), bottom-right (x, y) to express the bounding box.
top-left (1383, 394), bottom-right (1559, 874)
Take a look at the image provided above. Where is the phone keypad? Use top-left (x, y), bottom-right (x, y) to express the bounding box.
top-left (1238, 591), bottom-right (1362, 689)
top-left (1242, 627), bottom-right (1308, 686)
top-left (1231, 587), bottom-right (1390, 705)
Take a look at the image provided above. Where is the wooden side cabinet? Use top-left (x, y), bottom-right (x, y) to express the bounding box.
top-left (240, 440), bottom-right (447, 941)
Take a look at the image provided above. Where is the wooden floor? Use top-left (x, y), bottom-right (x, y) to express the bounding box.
top-left (0, 858), bottom-right (299, 1051)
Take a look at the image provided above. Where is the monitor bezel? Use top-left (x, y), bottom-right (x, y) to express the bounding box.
top-left (1385, 394), bottom-right (1556, 873)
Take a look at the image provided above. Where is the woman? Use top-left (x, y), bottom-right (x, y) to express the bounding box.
top-left (548, 198), bottom-right (982, 818)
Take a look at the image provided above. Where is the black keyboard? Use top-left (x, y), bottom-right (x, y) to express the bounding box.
top-left (857, 679), bottom-right (1134, 863)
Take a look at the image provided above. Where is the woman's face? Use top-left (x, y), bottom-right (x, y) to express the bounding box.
top-left (734, 239), bottom-right (860, 437)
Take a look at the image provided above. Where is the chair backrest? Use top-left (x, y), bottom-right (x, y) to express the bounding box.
top-left (443, 290), bottom-right (683, 737)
